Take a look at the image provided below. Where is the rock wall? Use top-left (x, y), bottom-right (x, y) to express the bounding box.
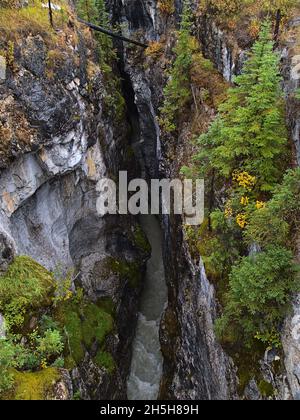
top-left (196, 9), bottom-right (300, 401)
top-left (108, 0), bottom-right (238, 400)
top-left (0, 3), bottom-right (148, 399)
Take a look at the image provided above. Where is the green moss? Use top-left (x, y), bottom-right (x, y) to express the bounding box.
top-left (81, 304), bottom-right (113, 347)
top-left (94, 351), bottom-right (116, 373)
top-left (6, 368), bottom-right (60, 400)
top-left (258, 380), bottom-right (274, 398)
top-left (0, 256), bottom-right (55, 329)
top-left (60, 305), bottom-right (84, 365)
top-left (228, 341), bottom-right (265, 396)
top-left (107, 257), bottom-right (142, 288)
top-left (0, 256), bottom-right (54, 306)
top-left (55, 301), bottom-right (114, 367)
top-left (133, 225), bottom-right (151, 254)
top-left (96, 297), bottom-right (115, 317)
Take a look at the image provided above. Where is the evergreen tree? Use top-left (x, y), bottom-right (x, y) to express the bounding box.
top-left (76, 0), bottom-right (98, 22)
top-left (160, 0), bottom-right (197, 132)
top-left (198, 22), bottom-right (288, 192)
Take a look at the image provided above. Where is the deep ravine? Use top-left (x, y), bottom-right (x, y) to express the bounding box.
top-left (127, 215), bottom-right (167, 400)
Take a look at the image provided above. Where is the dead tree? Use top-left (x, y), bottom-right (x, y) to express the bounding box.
top-left (48, 0), bottom-right (54, 29)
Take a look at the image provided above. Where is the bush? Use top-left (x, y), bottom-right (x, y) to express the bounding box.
top-left (245, 207), bottom-right (289, 248)
top-left (0, 338), bottom-right (28, 393)
top-left (216, 246), bottom-right (300, 347)
top-left (158, 0), bottom-right (175, 15)
top-left (0, 256), bottom-right (54, 329)
top-left (36, 329), bottom-right (64, 359)
top-left (245, 168), bottom-right (300, 248)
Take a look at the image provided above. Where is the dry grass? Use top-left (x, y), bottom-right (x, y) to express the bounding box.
top-left (0, 1), bottom-right (70, 43)
top-left (198, 0), bottom-right (299, 41)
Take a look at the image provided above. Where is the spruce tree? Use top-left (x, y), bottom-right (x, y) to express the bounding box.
top-left (198, 22), bottom-right (288, 192)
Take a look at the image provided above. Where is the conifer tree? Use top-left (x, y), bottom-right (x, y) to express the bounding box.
top-left (198, 22), bottom-right (288, 192)
top-left (160, 0), bottom-right (197, 132)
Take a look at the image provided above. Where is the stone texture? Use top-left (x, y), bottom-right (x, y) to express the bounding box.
top-left (0, 55), bottom-right (6, 82)
top-left (108, 0), bottom-right (238, 400)
top-left (0, 18), bottom-right (147, 400)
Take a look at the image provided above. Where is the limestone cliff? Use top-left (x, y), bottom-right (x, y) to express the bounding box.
top-left (0, 0), bottom-right (148, 400)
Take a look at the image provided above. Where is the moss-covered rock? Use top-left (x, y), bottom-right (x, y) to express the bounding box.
top-left (0, 256), bottom-right (55, 329)
top-left (55, 300), bottom-right (114, 368)
top-left (258, 380), bottom-right (274, 398)
top-left (94, 351), bottom-right (116, 373)
top-left (133, 225), bottom-right (151, 254)
top-left (106, 257), bottom-right (142, 288)
top-left (5, 368), bottom-right (60, 400)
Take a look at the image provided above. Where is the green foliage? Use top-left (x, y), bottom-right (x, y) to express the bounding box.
top-left (76, 0), bottom-right (125, 119)
top-left (0, 254), bottom-right (115, 399)
top-left (133, 225), bottom-right (151, 254)
top-left (245, 207), bottom-right (289, 248)
top-left (94, 350), bottom-right (116, 373)
top-left (0, 256), bottom-right (54, 329)
top-left (35, 329), bottom-right (64, 359)
top-left (77, 0), bottom-right (113, 61)
top-left (245, 168), bottom-right (300, 248)
top-left (81, 303), bottom-right (113, 347)
top-left (7, 368), bottom-right (60, 400)
top-left (160, 0), bottom-right (198, 132)
top-left (0, 338), bottom-right (27, 393)
top-left (216, 246), bottom-right (299, 347)
top-left (57, 300), bottom-right (114, 367)
top-left (107, 257), bottom-right (142, 288)
top-left (258, 380), bottom-right (274, 398)
top-left (198, 22), bottom-right (288, 192)
top-left (61, 305), bottom-right (83, 365)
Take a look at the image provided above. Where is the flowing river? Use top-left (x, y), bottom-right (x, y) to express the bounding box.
top-left (127, 215), bottom-right (167, 400)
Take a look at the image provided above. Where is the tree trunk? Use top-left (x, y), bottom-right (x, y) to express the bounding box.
top-left (48, 0), bottom-right (54, 29)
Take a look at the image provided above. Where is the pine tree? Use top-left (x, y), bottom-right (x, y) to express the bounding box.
top-left (198, 22), bottom-right (288, 192)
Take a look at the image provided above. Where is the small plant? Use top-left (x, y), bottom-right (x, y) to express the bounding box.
top-left (145, 41), bottom-right (163, 58)
top-left (216, 246), bottom-right (300, 347)
top-left (0, 256), bottom-right (54, 329)
top-left (35, 329), bottom-right (64, 360)
top-left (158, 0), bottom-right (175, 15)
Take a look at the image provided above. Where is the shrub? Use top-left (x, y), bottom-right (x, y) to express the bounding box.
top-left (145, 41), bottom-right (164, 58)
top-left (216, 246), bottom-right (300, 347)
top-left (0, 338), bottom-right (28, 393)
top-left (158, 0), bottom-right (175, 15)
top-left (36, 329), bottom-right (64, 359)
top-left (245, 168), bottom-right (300, 248)
top-left (0, 256), bottom-right (54, 329)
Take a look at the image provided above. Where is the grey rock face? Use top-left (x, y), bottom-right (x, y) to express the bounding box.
top-left (282, 293), bottom-right (300, 400)
top-left (108, 0), bottom-right (238, 400)
top-left (196, 13), bottom-right (300, 400)
top-left (0, 229), bottom-right (15, 273)
top-left (160, 253), bottom-right (237, 399)
top-left (0, 23), bottom-right (147, 399)
top-left (244, 380), bottom-right (261, 401)
top-left (0, 55), bottom-right (6, 82)
top-left (53, 369), bottom-right (73, 400)
top-left (0, 313), bottom-right (6, 339)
